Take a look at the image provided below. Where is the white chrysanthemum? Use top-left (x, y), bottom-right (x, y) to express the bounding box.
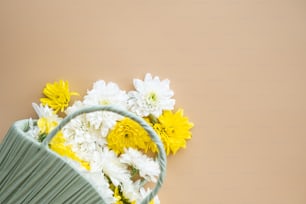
top-left (32, 103), bottom-right (61, 122)
top-left (83, 80), bottom-right (128, 136)
top-left (63, 100), bottom-right (106, 153)
top-left (90, 148), bottom-right (131, 187)
top-left (62, 114), bottom-right (106, 160)
top-left (138, 187), bottom-right (160, 204)
top-left (121, 180), bottom-right (142, 203)
top-left (31, 103), bottom-right (62, 139)
top-left (120, 148), bottom-right (160, 183)
top-left (65, 100), bottom-right (85, 115)
top-left (128, 73), bottom-right (175, 117)
top-left (27, 118), bottom-right (40, 139)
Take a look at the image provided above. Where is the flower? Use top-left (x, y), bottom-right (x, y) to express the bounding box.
top-left (62, 113), bottom-right (105, 160)
top-left (83, 80), bottom-right (128, 136)
top-left (62, 101), bottom-right (106, 160)
top-left (120, 148), bottom-right (160, 183)
top-left (26, 118), bottom-right (40, 139)
top-left (32, 103), bottom-right (90, 169)
top-left (128, 73), bottom-right (175, 117)
top-left (32, 103), bottom-right (62, 141)
top-left (32, 103), bottom-right (60, 120)
top-left (36, 118), bottom-right (58, 139)
top-left (28, 74), bottom-right (194, 204)
top-left (151, 109), bottom-right (194, 155)
top-left (113, 186), bottom-right (136, 204)
top-left (49, 132), bottom-right (91, 170)
top-left (106, 118), bottom-right (153, 155)
top-left (84, 80), bottom-right (128, 107)
top-left (89, 148), bottom-right (131, 187)
top-left (40, 80), bottom-right (79, 113)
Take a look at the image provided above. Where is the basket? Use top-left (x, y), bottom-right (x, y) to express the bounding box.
top-left (0, 105), bottom-right (167, 204)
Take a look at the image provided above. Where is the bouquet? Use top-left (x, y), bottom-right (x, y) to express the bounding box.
top-left (27, 73), bottom-right (194, 204)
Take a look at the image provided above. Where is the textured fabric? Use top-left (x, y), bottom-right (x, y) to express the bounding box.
top-left (0, 120), bottom-right (106, 204)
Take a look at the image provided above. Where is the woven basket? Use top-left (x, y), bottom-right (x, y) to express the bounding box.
top-left (0, 105), bottom-right (167, 204)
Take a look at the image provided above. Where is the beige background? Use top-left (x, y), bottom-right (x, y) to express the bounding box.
top-left (1, 1), bottom-right (306, 203)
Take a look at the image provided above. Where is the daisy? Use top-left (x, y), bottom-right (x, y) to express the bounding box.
top-left (128, 73), bottom-right (175, 117)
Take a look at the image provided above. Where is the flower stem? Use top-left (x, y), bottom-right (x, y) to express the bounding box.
top-left (148, 114), bottom-right (158, 124)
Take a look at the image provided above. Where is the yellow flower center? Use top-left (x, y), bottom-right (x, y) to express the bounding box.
top-left (100, 99), bottom-right (110, 105)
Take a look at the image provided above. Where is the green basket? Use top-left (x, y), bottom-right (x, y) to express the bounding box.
top-left (0, 105), bottom-right (167, 204)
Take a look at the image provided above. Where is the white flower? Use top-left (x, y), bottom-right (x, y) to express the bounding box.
top-left (65, 100), bottom-right (85, 115)
top-left (120, 180), bottom-right (142, 203)
top-left (62, 101), bottom-right (103, 160)
top-left (32, 103), bottom-right (61, 122)
top-left (62, 114), bottom-right (106, 160)
top-left (120, 148), bottom-right (160, 183)
top-left (138, 187), bottom-right (160, 204)
top-left (90, 148), bottom-right (131, 187)
top-left (128, 73), bottom-right (175, 117)
top-left (27, 118), bottom-right (40, 139)
top-left (31, 103), bottom-right (62, 138)
top-left (83, 80), bottom-right (128, 136)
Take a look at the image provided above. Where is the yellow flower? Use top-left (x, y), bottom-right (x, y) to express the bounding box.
top-left (50, 132), bottom-right (90, 170)
top-left (114, 187), bottom-right (123, 204)
top-left (40, 80), bottom-right (78, 113)
top-left (114, 186), bottom-right (136, 204)
top-left (37, 116), bottom-right (90, 169)
top-left (152, 109), bottom-right (194, 155)
top-left (37, 117), bottom-right (58, 135)
top-left (107, 118), bottom-right (153, 155)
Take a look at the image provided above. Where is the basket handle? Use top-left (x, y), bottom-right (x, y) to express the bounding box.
top-left (42, 105), bottom-right (167, 204)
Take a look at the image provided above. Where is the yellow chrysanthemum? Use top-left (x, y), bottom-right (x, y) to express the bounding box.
top-left (49, 132), bottom-right (90, 170)
top-left (37, 117), bottom-right (58, 136)
top-left (37, 117), bottom-right (90, 170)
top-left (113, 186), bottom-right (136, 204)
top-left (152, 109), bottom-right (194, 155)
top-left (107, 118), bottom-right (153, 155)
top-left (40, 80), bottom-right (78, 113)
